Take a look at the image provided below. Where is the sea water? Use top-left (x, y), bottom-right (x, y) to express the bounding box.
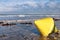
top-left (0, 14), bottom-right (60, 40)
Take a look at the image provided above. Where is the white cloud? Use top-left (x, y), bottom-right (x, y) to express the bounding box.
top-left (47, 1), bottom-right (57, 8)
top-left (27, 2), bottom-right (37, 7)
top-left (0, 0), bottom-right (60, 12)
top-left (39, 2), bottom-right (46, 8)
top-left (0, 7), bottom-right (17, 11)
top-left (18, 1), bottom-right (38, 8)
top-left (0, 2), bottom-right (19, 11)
top-left (0, 1), bottom-right (38, 11)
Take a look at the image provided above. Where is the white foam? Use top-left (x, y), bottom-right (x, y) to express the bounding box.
top-left (0, 15), bottom-right (60, 18)
top-left (18, 15), bottom-right (26, 17)
top-left (0, 15), bottom-right (17, 17)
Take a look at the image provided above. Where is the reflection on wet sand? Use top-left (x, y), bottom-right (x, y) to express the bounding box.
top-left (0, 19), bottom-right (60, 40)
top-left (39, 36), bottom-right (56, 40)
top-left (38, 29), bottom-right (60, 40)
top-left (40, 37), bottom-right (60, 40)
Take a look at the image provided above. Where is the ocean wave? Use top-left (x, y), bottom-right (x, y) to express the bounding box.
top-left (0, 15), bottom-right (30, 18)
top-left (18, 15), bottom-right (26, 17)
top-left (0, 15), bottom-right (60, 18)
top-left (0, 15), bottom-right (17, 17)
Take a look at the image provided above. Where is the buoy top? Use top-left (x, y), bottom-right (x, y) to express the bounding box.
top-left (34, 17), bottom-right (54, 37)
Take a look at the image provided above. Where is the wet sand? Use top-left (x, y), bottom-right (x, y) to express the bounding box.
top-left (0, 21), bottom-right (60, 40)
top-left (0, 24), bottom-right (39, 40)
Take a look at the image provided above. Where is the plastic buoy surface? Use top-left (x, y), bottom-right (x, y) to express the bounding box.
top-left (34, 17), bottom-right (55, 37)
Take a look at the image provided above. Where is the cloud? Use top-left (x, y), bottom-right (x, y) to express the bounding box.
top-left (0, 0), bottom-right (60, 13)
top-left (47, 1), bottom-right (57, 8)
top-left (24, 2), bottom-right (38, 8)
top-left (39, 1), bottom-right (48, 8)
top-left (0, 7), bottom-right (17, 11)
top-left (20, 2), bottom-right (38, 9)
top-left (0, 2), bottom-right (19, 11)
top-left (0, 1), bottom-right (38, 12)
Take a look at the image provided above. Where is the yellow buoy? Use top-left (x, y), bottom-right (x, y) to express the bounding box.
top-left (34, 17), bottom-right (57, 37)
top-left (54, 27), bottom-right (58, 33)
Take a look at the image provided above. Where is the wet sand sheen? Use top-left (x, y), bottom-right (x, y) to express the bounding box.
top-left (0, 27), bottom-right (59, 40)
top-left (0, 21), bottom-right (60, 40)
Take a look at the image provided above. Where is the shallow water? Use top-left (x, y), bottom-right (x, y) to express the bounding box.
top-left (0, 15), bottom-right (60, 40)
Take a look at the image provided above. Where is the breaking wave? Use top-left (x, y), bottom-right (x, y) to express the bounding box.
top-left (0, 15), bottom-right (60, 18)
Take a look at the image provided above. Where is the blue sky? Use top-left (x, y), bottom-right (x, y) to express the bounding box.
top-left (0, 0), bottom-right (60, 14)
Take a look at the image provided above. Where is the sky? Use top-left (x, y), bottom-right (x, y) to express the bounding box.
top-left (0, 0), bottom-right (60, 14)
